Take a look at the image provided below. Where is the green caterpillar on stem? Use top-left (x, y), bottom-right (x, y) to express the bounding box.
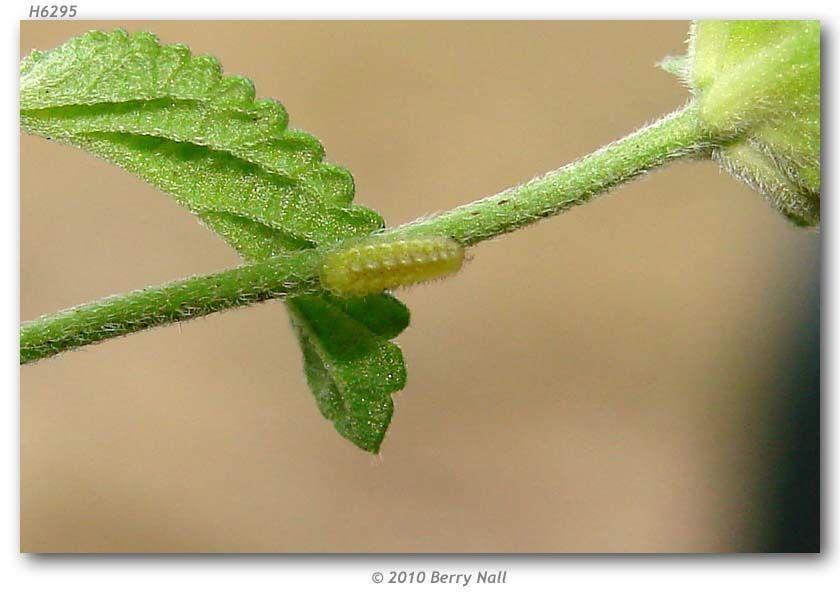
top-left (319, 236), bottom-right (466, 297)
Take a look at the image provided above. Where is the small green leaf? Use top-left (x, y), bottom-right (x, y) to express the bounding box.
top-left (288, 294), bottom-right (409, 453)
top-left (20, 29), bottom-right (409, 451)
top-left (666, 20), bottom-right (820, 226)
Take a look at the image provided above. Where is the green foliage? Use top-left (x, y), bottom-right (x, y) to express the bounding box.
top-left (664, 20), bottom-right (821, 226)
top-left (20, 29), bottom-right (408, 452)
top-left (20, 29), bottom-right (380, 249)
top-left (288, 294), bottom-right (408, 452)
top-left (20, 22), bottom-right (822, 452)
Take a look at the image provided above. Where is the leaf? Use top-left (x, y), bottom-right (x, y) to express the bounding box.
top-left (20, 29), bottom-right (380, 249)
top-left (20, 29), bottom-right (409, 451)
top-left (288, 294), bottom-right (409, 453)
top-left (665, 20), bottom-right (820, 226)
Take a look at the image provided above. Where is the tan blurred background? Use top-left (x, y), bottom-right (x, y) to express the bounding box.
top-left (20, 21), bottom-right (820, 552)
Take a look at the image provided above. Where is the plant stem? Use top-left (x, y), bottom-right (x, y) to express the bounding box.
top-left (387, 103), bottom-right (716, 246)
top-left (21, 102), bottom-right (718, 364)
top-left (20, 251), bottom-right (322, 364)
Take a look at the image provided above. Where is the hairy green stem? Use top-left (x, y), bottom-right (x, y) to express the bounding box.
top-left (388, 103), bottom-right (716, 245)
top-left (20, 251), bottom-right (322, 364)
top-left (21, 103), bottom-right (718, 365)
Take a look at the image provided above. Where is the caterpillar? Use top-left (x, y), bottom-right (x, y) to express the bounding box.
top-left (320, 236), bottom-right (465, 297)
